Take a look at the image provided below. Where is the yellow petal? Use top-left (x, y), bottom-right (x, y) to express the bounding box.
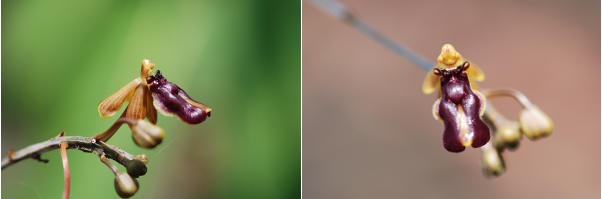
top-left (436, 44), bottom-right (485, 81)
top-left (465, 60), bottom-right (485, 81)
top-left (126, 84), bottom-right (147, 120)
top-left (422, 70), bottom-right (441, 94)
top-left (468, 78), bottom-right (481, 92)
top-left (145, 87), bottom-right (158, 124)
top-left (140, 59), bottom-right (155, 79)
top-left (438, 44), bottom-right (461, 66)
top-left (98, 79), bottom-right (141, 118)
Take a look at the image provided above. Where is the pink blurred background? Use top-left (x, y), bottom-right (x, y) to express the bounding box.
top-left (303, 0), bottom-right (600, 198)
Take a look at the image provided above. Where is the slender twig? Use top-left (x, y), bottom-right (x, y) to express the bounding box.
top-left (1, 136), bottom-right (138, 170)
top-left (308, 0), bottom-right (434, 71)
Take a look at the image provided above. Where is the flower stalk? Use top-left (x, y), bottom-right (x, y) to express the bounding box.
top-left (60, 140), bottom-right (70, 199)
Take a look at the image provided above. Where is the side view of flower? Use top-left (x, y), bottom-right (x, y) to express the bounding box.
top-left (95, 59), bottom-right (211, 143)
top-left (2, 59), bottom-right (213, 198)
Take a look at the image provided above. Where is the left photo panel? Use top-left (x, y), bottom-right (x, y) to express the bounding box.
top-left (1, 1), bottom-right (300, 199)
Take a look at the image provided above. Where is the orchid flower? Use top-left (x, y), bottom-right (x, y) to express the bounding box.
top-left (432, 62), bottom-right (490, 153)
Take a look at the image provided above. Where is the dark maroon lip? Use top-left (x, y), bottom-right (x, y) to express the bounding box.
top-left (434, 62), bottom-right (490, 153)
top-left (146, 70), bottom-right (210, 125)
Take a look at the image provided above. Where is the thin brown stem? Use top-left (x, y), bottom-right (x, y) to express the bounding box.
top-left (481, 88), bottom-right (534, 109)
top-left (99, 152), bottom-right (120, 176)
top-left (95, 111), bottom-right (137, 142)
top-left (1, 136), bottom-right (139, 170)
top-left (482, 104), bottom-right (511, 128)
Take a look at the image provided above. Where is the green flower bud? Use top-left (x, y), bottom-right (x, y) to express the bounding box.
top-left (131, 120), bottom-right (164, 148)
top-left (114, 172), bottom-right (139, 198)
top-left (518, 106), bottom-right (553, 140)
top-left (126, 159), bottom-right (147, 178)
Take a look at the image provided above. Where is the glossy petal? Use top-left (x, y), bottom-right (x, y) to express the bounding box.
top-left (178, 88), bottom-right (212, 117)
top-left (434, 62), bottom-right (490, 152)
top-left (98, 79), bottom-right (141, 118)
top-left (147, 71), bottom-right (211, 124)
top-left (126, 84), bottom-right (147, 120)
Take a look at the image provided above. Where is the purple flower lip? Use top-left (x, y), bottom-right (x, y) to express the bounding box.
top-left (433, 62), bottom-right (490, 153)
top-left (146, 70), bottom-right (212, 124)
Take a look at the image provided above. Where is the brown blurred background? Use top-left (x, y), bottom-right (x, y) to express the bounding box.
top-left (303, 0), bottom-right (600, 198)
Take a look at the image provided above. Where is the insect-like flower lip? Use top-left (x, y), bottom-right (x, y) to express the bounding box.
top-left (145, 70), bottom-right (212, 124)
top-left (434, 62), bottom-right (490, 153)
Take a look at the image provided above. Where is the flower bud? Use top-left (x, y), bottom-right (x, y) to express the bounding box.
top-left (114, 172), bottom-right (139, 198)
top-left (126, 159), bottom-right (147, 178)
top-left (135, 154), bottom-right (149, 165)
top-left (493, 121), bottom-right (521, 151)
top-left (480, 143), bottom-right (506, 179)
top-left (131, 120), bottom-right (164, 148)
top-left (518, 106), bottom-right (553, 140)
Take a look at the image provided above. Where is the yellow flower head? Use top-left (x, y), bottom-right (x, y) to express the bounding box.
top-left (422, 44), bottom-right (485, 94)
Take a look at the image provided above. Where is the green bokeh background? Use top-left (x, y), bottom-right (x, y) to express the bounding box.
top-left (1, 0), bottom-right (300, 198)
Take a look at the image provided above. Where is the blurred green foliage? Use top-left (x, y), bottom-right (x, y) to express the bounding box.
top-left (1, 0), bottom-right (300, 198)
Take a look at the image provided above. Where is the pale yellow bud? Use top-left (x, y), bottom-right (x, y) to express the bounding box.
top-left (131, 120), bottom-right (164, 148)
top-left (519, 106), bottom-right (553, 140)
top-left (480, 143), bottom-right (506, 179)
top-left (135, 154), bottom-right (149, 165)
top-left (493, 121), bottom-right (521, 151)
top-left (114, 172), bottom-right (139, 198)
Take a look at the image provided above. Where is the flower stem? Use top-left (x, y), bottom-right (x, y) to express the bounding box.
top-left (99, 153), bottom-right (120, 176)
top-left (60, 141), bottom-right (70, 199)
top-left (94, 112), bottom-right (137, 142)
top-left (481, 88), bottom-right (534, 109)
top-left (1, 136), bottom-right (138, 170)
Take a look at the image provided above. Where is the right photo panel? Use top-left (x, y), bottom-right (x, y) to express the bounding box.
top-left (303, 0), bottom-right (600, 198)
